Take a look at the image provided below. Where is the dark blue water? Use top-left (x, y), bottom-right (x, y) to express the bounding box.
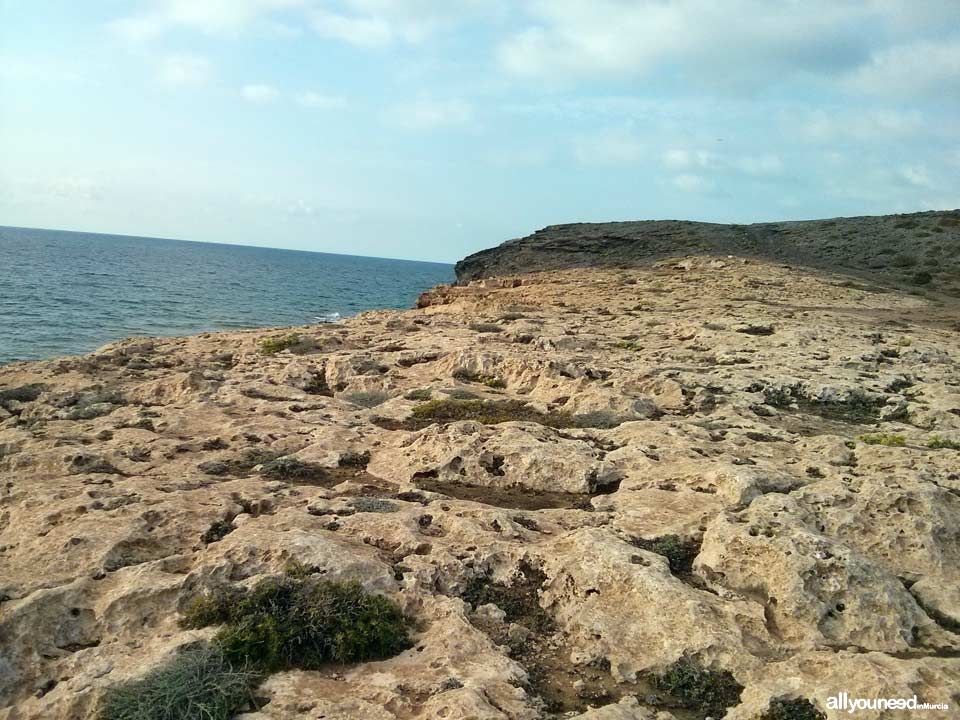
top-left (0, 226), bottom-right (454, 365)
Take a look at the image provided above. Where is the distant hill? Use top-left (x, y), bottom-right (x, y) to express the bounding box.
top-left (456, 210), bottom-right (960, 295)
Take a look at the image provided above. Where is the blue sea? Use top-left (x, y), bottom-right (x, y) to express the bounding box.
top-left (0, 226), bottom-right (454, 365)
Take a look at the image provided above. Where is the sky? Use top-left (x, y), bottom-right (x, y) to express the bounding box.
top-left (1, 1), bottom-right (959, 263)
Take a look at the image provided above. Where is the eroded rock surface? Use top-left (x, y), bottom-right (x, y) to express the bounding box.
top-left (1, 257), bottom-right (959, 719)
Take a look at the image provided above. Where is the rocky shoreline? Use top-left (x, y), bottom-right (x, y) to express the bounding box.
top-left (1, 241), bottom-right (959, 718)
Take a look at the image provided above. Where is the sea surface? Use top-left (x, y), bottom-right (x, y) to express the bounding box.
top-left (0, 226), bottom-right (454, 365)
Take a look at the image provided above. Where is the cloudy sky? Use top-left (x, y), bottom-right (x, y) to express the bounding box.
top-left (1, 1), bottom-right (958, 262)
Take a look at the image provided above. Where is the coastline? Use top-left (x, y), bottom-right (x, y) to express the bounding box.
top-left (2, 254), bottom-right (959, 718)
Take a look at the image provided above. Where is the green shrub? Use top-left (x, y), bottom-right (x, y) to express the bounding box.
top-left (98, 644), bottom-right (259, 720)
top-left (182, 576), bottom-right (411, 672)
top-left (452, 369), bottom-right (507, 389)
top-left (859, 433), bottom-right (906, 447)
top-left (912, 271), bottom-right (934, 286)
top-left (927, 435), bottom-right (960, 450)
top-left (655, 657), bottom-right (743, 717)
top-left (410, 399), bottom-right (575, 428)
top-left (259, 456), bottom-right (325, 481)
top-left (614, 340), bottom-right (642, 351)
top-left (404, 389), bottom-right (432, 401)
top-left (258, 334), bottom-right (300, 355)
top-left (760, 697), bottom-right (826, 720)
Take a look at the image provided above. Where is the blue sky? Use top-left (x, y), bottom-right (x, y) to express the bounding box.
top-left (1, 1), bottom-right (958, 263)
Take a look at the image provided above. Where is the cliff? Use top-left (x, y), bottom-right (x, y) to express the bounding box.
top-left (2, 229), bottom-right (960, 719)
top-left (455, 210), bottom-right (960, 294)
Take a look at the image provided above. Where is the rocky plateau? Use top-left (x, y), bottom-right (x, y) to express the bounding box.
top-left (1, 211), bottom-right (959, 719)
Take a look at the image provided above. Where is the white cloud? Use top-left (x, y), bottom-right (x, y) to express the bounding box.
top-left (497, 0), bottom-right (960, 98)
top-left (799, 108), bottom-right (926, 143)
top-left (157, 54), bottom-right (212, 86)
top-left (296, 91), bottom-right (348, 109)
top-left (844, 38), bottom-right (960, 97)
top-left (662, 149), bottom-right (714, 170)
top-left (898, 165), bottom-right (933, 188)
top-left (733, 154), bottom-right (783, 176)
top-left (672, 174), bottom-right (712, 193)
top-left (575, 129), bottom-right (645, 165)
top-left (111, 0), bottom-right (497, 46)
top-left (389, 99), bottom-right (474, 130)
top-left (111, 0), bottom-right (309, 40)
top-left (310, 11), bottom-right (394, 47)
top-left (241, 83), bottom-right (280, 103)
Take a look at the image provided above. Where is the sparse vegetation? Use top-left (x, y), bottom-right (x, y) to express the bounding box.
top-left (258, 334), bottom-right (301, 355)
top-left (927, 435), bottom-right (960, 451)
top-left (469, 322), bottom-right (503, 333)
top-left (760, 697), bottom-right (826, 720)
top-left (181, 575), bottom-right (411, 672)
top-left (201, 520), bottom-right (236, 544)
top-left (410, 398), bottom-right (575, 428)
top-left (858, 433), bottom-right (906, 447)
top-left (452, 369), bottom-right (507, 388)
top-left (97, 644), bottom-right (259, 720)
top-left (259, 456), bottom-right (326, 481)
top-left (654, 657), bottom-right (743, 718)
top-left (614, 340), bottom-right (643, 351)
top-left (403, 388), bottom-right (432, 401)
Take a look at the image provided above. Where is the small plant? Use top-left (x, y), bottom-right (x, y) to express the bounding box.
top-left (927, 435), bottom-right (960, 450)
top-left (912, 271), bottom-right (934, 286)
top-left (404, 389), bottom-right (432, 401)
top-left (896, 337), bottom-right (912, 347)
top-left (631, 535), bottom-right (701, 575)
top-left (859, 433), bottom-right (906, 447)
top-left (452, 369), bottom-right (507, 389)
top-left (97, 644), bottom-right (259, 720)
top-left (349, 497), bottom-right (399, 513)
top-left (258, 334), bottom-right (301, 355)
top-left (181, 576), bottom-right (411, 672)
top-left (468, 323), bottom-right (502, 333)
top-left (654, 657), bottom-right (743, 718)
top-left (760, 697), bottom-right (826, 720)
top-left (614, 340), bottom-right (642, 351)
top-left (201, 520), bottom-right (236, 544)
top-left (343, 390), bottom-right (391, 408)
top-left (259, 456), bottom-right (325, 481)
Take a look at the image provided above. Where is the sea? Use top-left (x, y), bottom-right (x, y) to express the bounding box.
top-left (0, 226), bottom-right (455, 365)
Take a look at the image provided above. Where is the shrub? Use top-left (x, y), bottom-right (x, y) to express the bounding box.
top-left (201, 520), bottom-right (236, 544)
top-left (259, 457), bottom-right (326, 481)
top-left (404, 389), bottom-right (432, 401)
top-left (927, 435), bottom-right (960, 450)
top-left (468, 323), bottom-right (502, 333)
top-left (760, 697), bottom-right (826, 720)
top-left (859, 433), bottom-right (906, 447)
top-left (97, 644), bottom-right (259, 720)
top-left (452, 370), bottom-right (507, 389)
top-left (655, 658), bottom-right (743, 718)
top-left (410, 399), bottom-right (575, 428)
top-left (182, 576), bottom-right (411, 672)
top-left (892, 253), bottom-right (918, 268)
top-left (258, 334), bottom-right (301, 355)
top-left (614, 340), bottom-right (642, 351)
top-left (912, 271), bottom-right (934, 285)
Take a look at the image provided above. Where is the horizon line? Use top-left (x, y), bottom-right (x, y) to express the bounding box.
top-left (0, 223), bottom-right (456, 267)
